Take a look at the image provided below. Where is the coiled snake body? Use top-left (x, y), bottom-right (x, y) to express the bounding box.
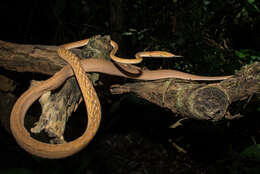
top-left (10, 39), bottom-right (232, 158)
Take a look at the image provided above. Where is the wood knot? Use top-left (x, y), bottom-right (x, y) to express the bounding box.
top-left (189, 86), bottom-right (229, 121)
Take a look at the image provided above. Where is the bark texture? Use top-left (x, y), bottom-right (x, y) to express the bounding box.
top-left (29, 36), bottom-right (112, 142)
top-left (0, 36), bottom-right (112, 142)
top-left (111, 62), bottom-right (260, 121)
top-left (0, 36), bottom-right (259, 143)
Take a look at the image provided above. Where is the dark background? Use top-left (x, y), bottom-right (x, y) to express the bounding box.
top-left (0, 0), bottom-right (260, 173)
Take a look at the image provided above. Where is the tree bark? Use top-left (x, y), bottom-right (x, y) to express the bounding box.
top-left (0, 35), bottom-right (112, 142)
top-left (110, 62), bottom-right (260, 121)
top-left (0, 36), bottom-right (259, 143)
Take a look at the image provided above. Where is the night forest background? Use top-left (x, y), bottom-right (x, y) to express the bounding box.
top-left (0, 0), bottom-right (260, 173)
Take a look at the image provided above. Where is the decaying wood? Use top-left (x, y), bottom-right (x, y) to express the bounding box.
top-left (0, 35), bottom-right (113, 141)
top-left (0, 36), bottom-right (113, 75)
top-left (29, 78), bottom-right (82, 143)
top-left (0, 40), bottom-right (66, 75)
top-left (28, 36), bottom-right (112, 142)
top-left (110, 62), bottom-right (260, 121)
top-left (0, 36), bottom-right (259, 143)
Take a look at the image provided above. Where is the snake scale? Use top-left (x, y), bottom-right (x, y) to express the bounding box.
top-left (10, 38), bottom-right (232, 158)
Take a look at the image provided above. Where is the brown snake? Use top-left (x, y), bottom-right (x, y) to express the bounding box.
top-left (10, 39), bottom-right (232, 159)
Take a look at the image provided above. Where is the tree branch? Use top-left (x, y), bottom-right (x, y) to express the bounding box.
top-left (0, 36), bottom-right (259, 145)
top-left (110, 62), bottom-right (260, 121)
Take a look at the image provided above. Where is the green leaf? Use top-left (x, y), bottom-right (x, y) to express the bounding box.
top-left (235, 50), bottom-right (248, 59)
top-left (122, 32), bottom-right (134, 36)
top-left (138, 34), bottom-right (144, 40)
top-left (251, 55), bottom-right (260, 61)
top-left (251, 4), bottom-right (260, 12)
top-left (248, 0), bottom-right (260, 12)
top-left (240, 144), bottom-right (260, 161)
top-left (128, 28), bottom-right (137, 32)
top-left (248, 0), bottom-right (255, 4)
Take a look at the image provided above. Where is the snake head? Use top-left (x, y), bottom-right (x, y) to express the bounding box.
top-left (161, 51), bottom-right (183, 58)
top-left (137, 51), bottom-right (182, 58)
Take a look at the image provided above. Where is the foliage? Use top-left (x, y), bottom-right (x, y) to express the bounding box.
top-left (235, 49), bottom-right (260, 64)
top-left (120, 0), bottom-right (260, 73)
top-left (5, 0), bottom-right (258, 72)
top-left (241, 144), bottom-right (260, 161)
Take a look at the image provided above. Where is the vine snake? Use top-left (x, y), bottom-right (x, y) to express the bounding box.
top-left (109, 39), bottom-right (181, 63)
top-left (10, 39), bottom-right (232, 159)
